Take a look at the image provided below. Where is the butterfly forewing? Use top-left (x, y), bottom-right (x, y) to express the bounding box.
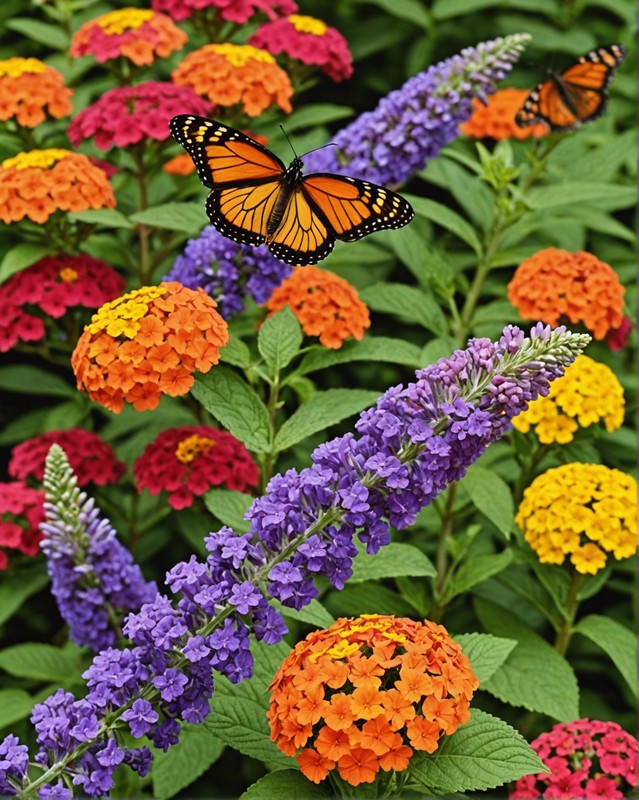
top-left (205, 182), bottom-right (281, 248)
top-left (302, 175), bottom-right (415, 242)
top-left (169, 115), bottom-right (285, 189)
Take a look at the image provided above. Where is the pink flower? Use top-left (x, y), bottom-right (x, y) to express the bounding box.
top-left (0, 482), bottom-right (45, 570)
top-left (151, 0), bottom-right (297, 24)
top-left (584, 776), bottom-right (623, 799)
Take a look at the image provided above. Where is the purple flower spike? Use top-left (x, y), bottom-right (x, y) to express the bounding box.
top-left (304, 34), bottom-right (531, 185)
top-left (40, 445), bottom-right (157, 653)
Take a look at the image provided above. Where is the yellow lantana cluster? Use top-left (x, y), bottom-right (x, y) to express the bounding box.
top-left (516, 463), bottom-right (637, 574)
top-left (513, 355), bottom-right (625, 444)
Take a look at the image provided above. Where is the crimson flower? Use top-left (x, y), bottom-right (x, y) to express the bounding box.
top-left (0, 482), bottom-right (45, 571)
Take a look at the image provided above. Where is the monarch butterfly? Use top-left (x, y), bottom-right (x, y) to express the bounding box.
top-left (169, 115), bottom-right (414, 266)
top-left (515, 44), bottom-right (626, 132)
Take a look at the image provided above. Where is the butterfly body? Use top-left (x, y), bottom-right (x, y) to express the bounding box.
top-left (170, 115), bottom-right (414, 265)
top-left (516, 44), bottom-right (626, 132)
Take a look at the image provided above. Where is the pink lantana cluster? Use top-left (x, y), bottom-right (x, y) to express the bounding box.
top-left (0, 255), bottom-right (124, 353)
top-left (0, 482), bottom-right (45, 570)
top-left (9, 430), bottom-right (126, 488)
top-left (68, 82), bottom-right (213, 150)
top-left (511, 719), bottom-right (638, 800)
top-left (134, 425), bottom-right (260, 509)
top-left (151, 0), bottom-right (297, 23)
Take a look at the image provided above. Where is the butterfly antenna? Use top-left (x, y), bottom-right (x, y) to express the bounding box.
top-left (280, 125), bottom-right (299, 159)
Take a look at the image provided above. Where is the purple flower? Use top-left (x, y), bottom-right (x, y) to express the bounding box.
top-left (40, 445), bottom-right (157, 652)
top-left (122, 700), bottom-right (159, 737)
top-left (0, 734), bottom-right (28, 796)
top-left (304, 34), bottom-right (530, 185)
top-left (165, 226), bottom-right (292, 318)
top-left (38, 782), bottom-right (72, 800)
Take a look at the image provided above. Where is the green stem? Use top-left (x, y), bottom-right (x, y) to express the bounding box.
top-left (259, 371), bottom-right (281, 494)
top-left (130, 147), bottom-right (151, 283)
top-left (554, 569), bottom-right (583, 657)
top-left (429, 483), bottom-right (457, 621)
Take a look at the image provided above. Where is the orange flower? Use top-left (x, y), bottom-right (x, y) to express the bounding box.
top-left (459, 87), bottom-right (549, 140)
top-left (508, 248), bottom-right (625, 340)
top-left (70, 8), bottom-right (187, 66)
top-left (0, 58), bottom-right (72, 127)
top-left (268, 614), bottom-right (478, 787)
top-left (264, 265), bottom-right (370, 349)
top-left (71, 282), bottom-right (228, 413)
top-left (172, 43), bottom-right (293, 117)
top-left (0, 149), bottom-right (115, 224)
top-left (163, 153), bottom-right (195, 176)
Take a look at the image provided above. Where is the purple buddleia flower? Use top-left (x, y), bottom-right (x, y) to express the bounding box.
top-left (164, 226), bottom-right (292, 318)
top-left (40, 445), bottom-right (157, 653)
top-left (0, 324), bottom-right (589, 797)
top-left (304, 34), bottom-right (531, 185)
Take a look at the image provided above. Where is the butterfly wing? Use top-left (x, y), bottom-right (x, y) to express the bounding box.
top-left (205, 181), bottom-right (282, 248)
top-left (267, 188), bottom-right (334, 265)
top-left (170, 115), bottom-right (286, 189)
top-left (301, 175), bottom-right (414, 241)
top-left (516, 44), bottom-right (626, 132)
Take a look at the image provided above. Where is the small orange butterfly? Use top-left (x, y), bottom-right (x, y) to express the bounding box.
top-left (170, 115), bottom-right (414, 266)
top-left (515, 44), bottom-right (626, 133)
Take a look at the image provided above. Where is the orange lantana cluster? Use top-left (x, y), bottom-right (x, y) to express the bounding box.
top-left (264, 266), bottom-right (370, 349)
top-left (172, 43), bottom-right (293, 117)
top-left (0, 150), bottom-right (115, 224)
top-left (508, 248), bottom-right (626, 340)
top-left (70, 8), bottom-right (187, 66)
top-left (268, 614), bottom-right (478, 787)
top-left (71, 282), bottom-right (228, 413)
top-left (459, 88), bottom-right (549, 140)
top-left (0, 58), bottom-right (73, 127)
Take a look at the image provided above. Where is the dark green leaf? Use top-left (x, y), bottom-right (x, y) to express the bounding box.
top-left (153, 726), bottom-right (224, 800)
top-left (192, 368), bottom-right (272, 453)
top-left (7, 18), bottom-right (69, 49)
top-left (273, 388), bottom-right (379, 451)
top-left (258, 306), bottom-right (303, 372)
top-left (203, 488), bottom-right (252, 533)
top-left (67, 208), bottom-right (132, 229)
top-left (350, 542), bottom-right (436, 584)
top-left (240, 770), bottom-right (329, 799)
top-left (0, 643), bottom-right (82, 683)
top-left (129, 203), bottom-right (205, 233)
top-left (0, 689), bottom-right (35, 728)
top-left (0, 243), bottom-right (51, 283)
top-left (219, 336), bottom-right (252, 369)
top-left (0, 366), bottom-right (74, 398)
top-left (360, 283), bottom-right (447, 334)
top-left (446, 551), bottom-right (513, 601)
top-left (296, 337), bottom-right (422, 377)
top-left (574, 615), bottom-right (636, 698)
top-left (460, 466), bottom-right (514, 538)
top-left (274, 599), bottom-right (335, 629)
top-left (526, 182), bottom-right (636, 212)
top-left (325, 584), bottom-right (417, 618)
top-left (357, 0), bottom-right (431, 28)
top-left (0, 567), bottom-right (49, 625)
top-left (453, 633), bottom-right (517, 684)
top-left (407, 195), bottom-right (482, 253)
top-left (279, 104), bottom-right (353, 131)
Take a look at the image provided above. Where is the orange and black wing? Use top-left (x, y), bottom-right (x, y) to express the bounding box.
top-left (266, 188), bottom-right (335, 265)
top-left (169, 115), bottom-right (285, 189)
top-left (205, 181), bottom-right (282, 249)
top-left (516, 44), bottom-right (626, 132)
top-left (301, 174), bottom-right (414, 242)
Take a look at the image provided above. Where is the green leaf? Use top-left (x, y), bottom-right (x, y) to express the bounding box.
top-left (0, 366), bottom-right (75, 398)
top-left (240, 770), bottom-right (329, 800)
top-left (219, 336), bottom-right (251, 369)
top-left (0, 566), bottom-right (49, 625)
top-left (420, 337), bottom-right (456, 365)
top-left (406, 709), bottom-right (547, 793)
top-left (475, 599), bottom-right (579, 721)
top-left (129, 202), bottom-right (204, 233)
top-left (273, 388), bottom-right (379, 451)
top-left (274, 599), bottom-right (335, 629)
top-left (0, 243), bottom-right (51, 283)
top-left (526, 182), bottom-right (637, 212)
top-left (460, 466), bottom-right (514, 538)
top-left (153, 726), bottom-right (224, 800)
top-left (7, 18), bottom-right (70, 49)
top-left (453, 633), bottom-right (517, 684)
top-left (406, 195), bottom-right (482, 253)
top-left (0, 689), bottom-right (35, 728)
top-left (574, 615), bottom-right (637, 698)
top-left (325, 584), bottom-right (417, 618)
top-left (205, 640), bottom-right (292, 769)
top-left (422, 155), bottom-right (493, 232)
top-left (203, 488), bottom-right (252, 533)
top-left (359, 283), bottom-right (447, 334)
top-left (446, 551), bottom-right (513, 601)
top-left (67, 208), bottom-right (132, 229)
top-left (296, 337), bottom-right (422, 377)
top-left (192, 367), bottom-right (272, 453)
top-left (433, 0), bottom-right (556, 18)
top-left (278, 104), bottom-right (353, 131)
top-left (0, 643), bottom-right (82, 683)
top-left (258, 307), bottom-right (303, 372)
top-left (350, 542), bottom-right (436, 584)
top-left (357, 0), bottom-right (431, 27)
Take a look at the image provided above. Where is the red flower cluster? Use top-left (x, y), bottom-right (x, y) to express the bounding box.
top-left (68, 82), bottom-right (213, 150)
top-left (0, 254), bottom-right (125, 353)
top-left (134, 425), bottom-right (259, 509)
top-left (511, 719), bottom-right (638, 800)
top-left (151, 0), bottom-right (297, 24)
top-left (70, 8), bottom-right (187, 66)
top-left (0, 482), bottom-right (45, 571)
top-left (250, 14), bottom-right (353, 82)
top-left (9, 430), bottom-right (125, 488)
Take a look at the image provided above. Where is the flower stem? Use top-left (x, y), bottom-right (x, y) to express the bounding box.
top-left (429, 483), bottom-right (457, 621)
top-left (554, 569), bottom-right (583, 657)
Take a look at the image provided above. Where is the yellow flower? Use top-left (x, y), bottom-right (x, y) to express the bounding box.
top-left (513, 355), bottom-right (624, 444)
top-left (516, 463), bottom-right (637, 574)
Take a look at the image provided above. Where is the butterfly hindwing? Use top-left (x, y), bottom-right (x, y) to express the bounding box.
top-left (169, 115), bottom-right (285, 189)
top-left (301, 175), bottom-right (415, 242)
top-left (268, 188), bottom-right (334, 265)
top-left (516, 44), bottom-right (626, 132)
top-left (205, 181), bottom-right (282, 248)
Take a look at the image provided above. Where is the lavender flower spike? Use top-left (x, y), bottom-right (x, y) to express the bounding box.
top-left (41, 444), bottom-right (157, 652)
top-left (2, 325), bottom-right (588, 799)
top-left (304, 33), bottom-right (531, 186)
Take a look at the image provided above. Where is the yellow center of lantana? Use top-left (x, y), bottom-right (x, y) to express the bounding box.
top-left (1, 149), bottom-right (70, 171)
top-left (208, 43), bottom-right (275, 67)
top-left (289, 14), bottom-right (328, 35)
top-left (175, 434), bottom-right (216, 464)
top-left (86, 285), bottom-right (165, 339)
top-left (97, 8), bottom-right (154, 34)
top-left (0, 57), bottom-right (47, 77)
top-left (59, 267), bottom-right (79, 283)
